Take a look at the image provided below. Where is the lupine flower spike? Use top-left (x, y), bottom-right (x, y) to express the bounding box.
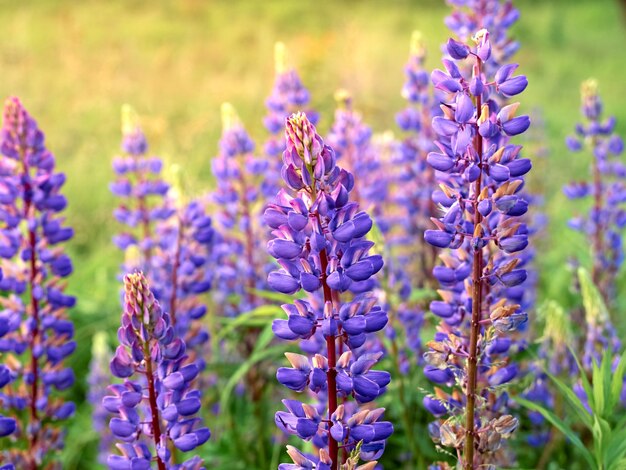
top-left (564, 79), bottom-right (625, 303)
top-left (445, 0), bottom-right (520, 78)
top-left (266, 113), bottom-right (392, 469)
top-left (105, 272), bottom-right (210, 469)
top-left (211, 102), bottom-right (268, 317)
top-left (263, 43), bottom-right (318, 199)
top-left (111, 105), bottom-right (172, 272)
top-left (327, 89), bottom-right (387, 223)
top-left (424, 29), bottom-right (530, 469)
top-left (0, 97), bottom-right (77, 469)
top-left (88, 332), bottom-right (115, 465)
top-left (394, 30), bottom-right (439, 286)
top-left (150, 165), bottom-right (214, 371)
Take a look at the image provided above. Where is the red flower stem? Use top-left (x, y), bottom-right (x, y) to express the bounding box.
top-left (319, 248), bottom-right (338, 470)
top-left (464, 57), bottom-right (484, 470)
top-left (311, 191), bottom-right (339, 468)
top-left (18, 142), bottom-right (41, 470)
top-left (144, 343), bottom-right (166, 470)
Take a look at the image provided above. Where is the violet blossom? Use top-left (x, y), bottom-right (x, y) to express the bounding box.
top-left (110, 105), bottom-right (172, 271)
top-left (266, 112), bottom-right (392, 469)
top-left (564, 79), bottom-right (626, 303)
top-left (0, 97), bottom-right (77, 468)
top-left (423, 29), bottom-right (530, 469)
top-left (105, 272), bottom-right (209, 469)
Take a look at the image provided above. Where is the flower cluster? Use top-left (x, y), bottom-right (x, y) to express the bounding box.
top-left (422, 30), bottom-right (531, 468)
top-left (110, 105), bottom-right (172, 269)
top-left (0, 97), bottom-right (77, 468)
top-left (444, 0), bottom-right (538, 320)
top-left (150, 188), bottom-right (214, 370)
top-left (445, 0), bottom-right (520, 78)
top-left (106, 272), bottom-right (209, 469)
top-left (264, 43), bottom-right (318, 160)
top-left (211, 103), bottom-right (269, 317)
top-left (266, 113), bottom-right (392, 469)
top-left (0, 285), bottom-right (16, 447)
top-left (326, 90), bottom-right (387, 225)
top-left (104, 108), bottom-right (215, 465)
top-left (88, 332), bottom-right (115, 465)
top-left (564, 79), bottom-right (626, 303)
top-left (394, 31), bottom-right (440, 284)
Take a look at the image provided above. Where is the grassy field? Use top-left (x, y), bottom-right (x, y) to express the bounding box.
top-left (1, 0), bottom-right (626, 467)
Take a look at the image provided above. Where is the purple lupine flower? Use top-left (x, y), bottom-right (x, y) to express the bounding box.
top-left (0, 97), bottom-right (76, 468)
top-left (445, 0), bottom-right (520, 78)
top-left (423, 30), bottom-right (530, 469)
top-left (444, 7), bottom-right (542, 459)
top-left (266, 113), bottom-right (392, 469)
top-left (150, 176), bottom-right (214, 372)
top-left (564, 79), bottom-right (626, 303)
top-left (111, 105), bottom-right (173, 270)
top-left (106, 272), bottom-right (209, 469)
top-left (262, 43), bottom-right (318, 199)
top-left (327, 90), bottom-right (388, 228)
top-left (264, 43), bottom-right (318, 160)
top-left (0, 302), bottom-right (16, 450)
top-left (211, 103), bottom-right (269, 317)
top-left (88, 332), bottom-right (114, 466)
top-left (393, 31), bottom-right (441, 288)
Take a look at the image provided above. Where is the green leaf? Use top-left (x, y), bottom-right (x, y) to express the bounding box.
top-left (543, 364), bottom-right (593, 430)
top-left (516, 396), bottom-right (596, 469)
top-left (611, 351), bottom-right (626, 411)
top-left (591, 414), bottom-right (611, 468)
top-left (606, 427), bottom-right (626, 469)
top-left (253, 321), bottom-right (276, 353)
top-left (249, 288), bottom-right (303, 303)
top-left (569, 345), bottom-right (595, 413)
top-left (592, 358), bottom-right (606, 418)
top-left (601, 347), bottom-right (614, 415)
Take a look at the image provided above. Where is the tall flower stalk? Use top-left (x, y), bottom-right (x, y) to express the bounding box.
top-left (106, 272), bottom-right (210, 469)
top-left (327, 89), bottom-right (387, 221)
top-left (264, 43), bottom-right (318, 162)
top-left (88, 332), bottom-right (114, 466)
top-left (210, 103), bottom-right (275, 464)
top-left (211, 103), bottom-right (268, 316)
top-left (107, 109), bottom-right (213, 466)
top-left (395, 31), bottom-right (439, 286)
top-left (263, 43), bottom-right (318, 200)
top-left (266, 113), bottom-right (392, 469)
top-left (424, 30), bottom-right (530, 468)
top-left (110, 105), bottom-right (172, 271)
top-left (150, 170), bottom-right (214, 368)
top-left (564, 79), bottom-right (625, 304)
top-left (0, 97), bottom-right (77, 468)
top-left (445, 0), bottom-right (520, 78)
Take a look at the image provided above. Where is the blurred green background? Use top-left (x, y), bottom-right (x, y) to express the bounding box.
top-left (1, 0), bottom-right (626, 467)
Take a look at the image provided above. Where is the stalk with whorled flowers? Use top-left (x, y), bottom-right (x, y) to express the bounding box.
top-left (423, 29), bottom-right (530, 469)
top-left (266, 112), bottom-right (393, 469)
